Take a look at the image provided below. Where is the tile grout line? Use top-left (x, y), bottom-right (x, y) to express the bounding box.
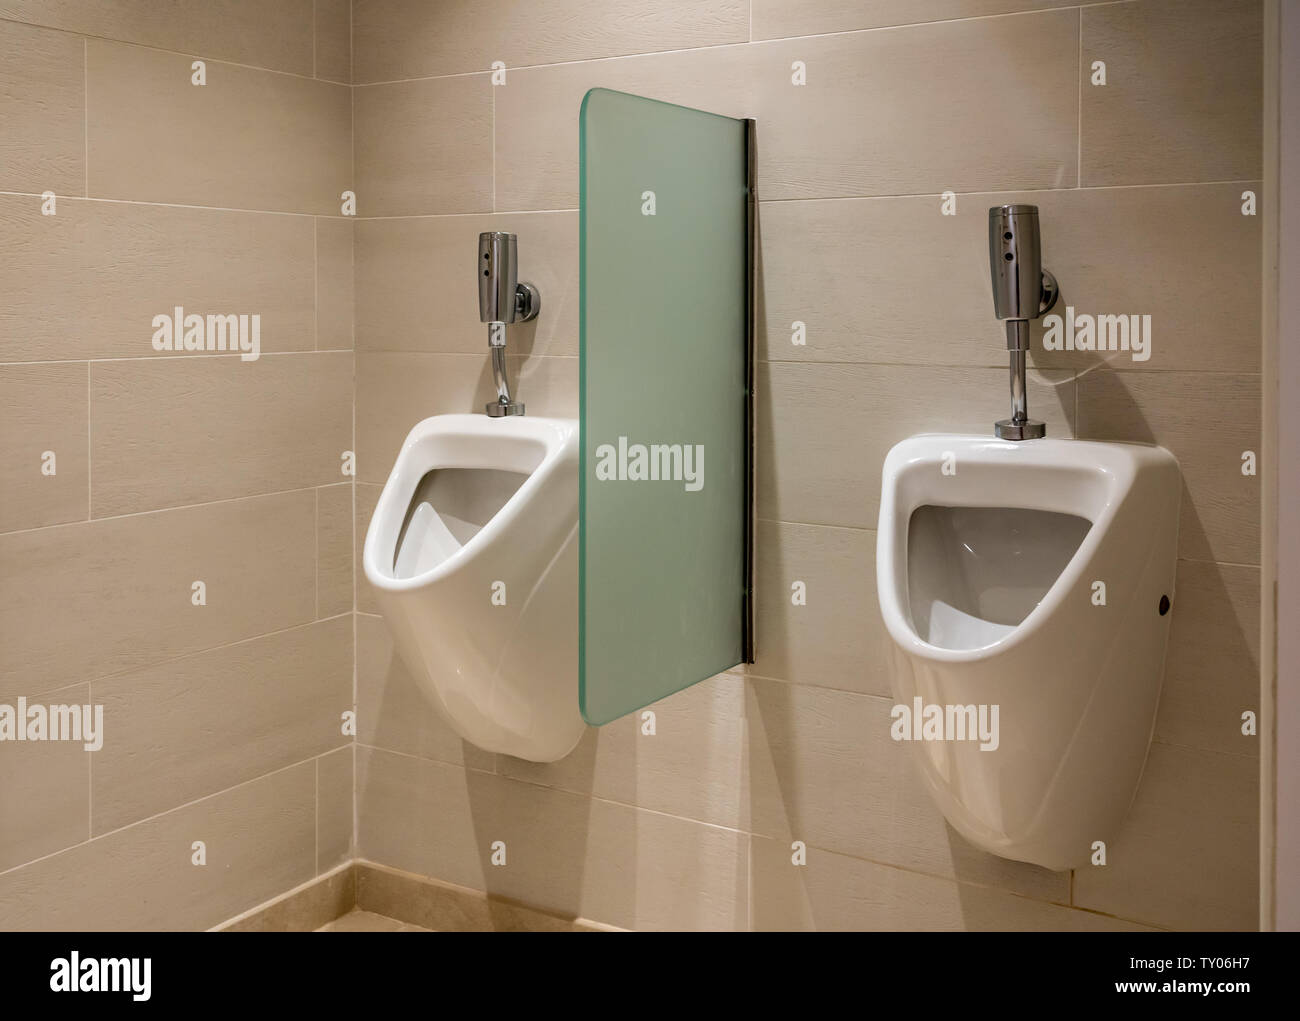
top-left (746, 829), bottom-right (754, 931)
top-left (352, 742), bottom-right (1165, 927)
top-left (491, 73), bottom-right (496, 213)
top-left (85, 362), bottom-right (92, 519)
top-left (738, 669), bottom-right (1265, 759)
top-left (314, 217), bottom-right (320, 350)
top-left (82, 37), bottom-right (88, 198)
top-left (314, 488), bottom-right (320, 619)
top-left (354, 742), bottom-right (754, 837)
top-left (314, 756), bottom-right (320, 875)
top-left (1076, 6), bottom-right (1083, 188)
top-left (345, 349), bottom-right (1260, 376)
top-left (334, 177), bottom-right (1263, 220)
top-left (1, 482), bottom-right (338, 538)
top-left (0, 189), bottom-right (349, 219)
top-left (349, 22), bottom-right (355, 200)
top-left (10, 613), bottom-right (355, 702)
top-left (0, 754), bottom-right (329, 880)
top-left (757, 179), bottom-right (1265, 203)
top-left (86, 679), bottom-right (93, 840)
top-left (348, 2), bottom-right (1133, 88)
top-left (1, 349), bottom-right (357, 368)
top-left (0, 14), bottom-right (338, 83)
top-left (0, 179), bottom-right (1262, 218)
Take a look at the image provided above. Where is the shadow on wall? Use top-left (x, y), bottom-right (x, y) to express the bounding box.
top-left (742, 194), bottom-right (1212, 929)
top-left (354, 172), bottom-right (1245, 934)
top-left (356, 615), bottom-right (600, 922)
top-left (464, 759), bottom-right (600, 921)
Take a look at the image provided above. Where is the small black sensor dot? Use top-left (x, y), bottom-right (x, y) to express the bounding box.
top-left (1158, 595), bottom-right (1170, 615)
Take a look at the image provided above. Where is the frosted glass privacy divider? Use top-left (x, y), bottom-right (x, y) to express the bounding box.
top-left (579, 87), bottom-right (755, 726)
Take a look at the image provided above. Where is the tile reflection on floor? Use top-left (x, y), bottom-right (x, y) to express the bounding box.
top-left (315, 909), bottom-right (433, 932)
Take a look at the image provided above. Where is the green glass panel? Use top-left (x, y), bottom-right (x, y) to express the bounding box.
top-left (579, 87), bottom-right (751, 726)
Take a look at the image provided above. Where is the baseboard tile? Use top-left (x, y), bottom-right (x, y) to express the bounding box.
top-left (213, 859), bottom-right (621, 932)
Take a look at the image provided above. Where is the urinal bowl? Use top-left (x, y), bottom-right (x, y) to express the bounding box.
top-left (876, 434), bottom-right (1182, 871)
top-left (363, 414), bottom-right (586, 763)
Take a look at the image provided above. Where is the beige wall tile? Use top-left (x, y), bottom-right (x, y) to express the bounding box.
top-left (316, 483), bottom-right (354, 618)
top-left (355, 612), bottom-right (496, 771)
top-left (496, 45), bottom-right (755, 212)
top-left (356, 352), bottom-right (493, 483)
top-left (1076, 370), bottom-right (1259, 565)
top-left (316, 217), bottom-right (355, 350)
top-left (314, 0), bottom-right (352, 83)
top-left (356, 747), bottom-right (748, 930)
top-left (90, 352), bottom-right (353, 516)
top-left (759, 183), bottom-right (1261, 373)
top-left (317, 746), bottom-right (354, 871)
top-left (351, 0), bottom-right (747, 83)
top-left (0, 195), bottom-right (316, 361)
top-left (353, 76), bottom-right (492, 217)
top-left (0, 762), bottom-right (316, 931)
top-left (0, 681), bottom-right (90, 873)
top-left (1157, 561), bottom-right (1260, 757)
top-left (758, 361), bottom-right (1075, 529)
top-left (751, 0), bottom-right (1075, 40)
top-left (509, 355), bottom-right (576, 418)
top-left (0, 0), bottom-right (315, 75)
top-left (0, 363), bottom-right (88, 533)
top-left (749, 520), bottom-right (887, 696)
top-left (0, 20), bottom-right (84, 195)
top-left (746, 678), bottom-right (1069, 902)
top-left (751, 837), bottom-right (1153, 931)
top-left (91, 618), bottom-right (351, 832)
top-left (758, 195), bottom-right (999, 365)
top-left (1028, 184), bottom-right (1261, 373)
top-left (499, 671), bottom-right (746, 830)
top-left (0, 490), bottom-right (316, 695)
top-left (355, 483), bottom-right (381, 614)
top-left (86, 40), bottom-right (350, 214)
top-left (1073, 742), bottom-right (1258, 930)
top-left (1081, 0), bottom-right (1263, 186)
top-left (755, 11), bottom-right (1077, 199)
top-left (356, 211), bottom-right (577, 355)
top-left (497, 11), bottom-right (1077, 210)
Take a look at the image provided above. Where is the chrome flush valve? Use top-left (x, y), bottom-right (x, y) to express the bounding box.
top-left (478, 231), bottom-right (540, 418)
top-left (988, 205), bottom-right (1059, 441)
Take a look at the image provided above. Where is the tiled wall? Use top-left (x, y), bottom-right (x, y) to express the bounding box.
top-left (0, 1), bottom-right (356, 929)
top-left (352, 0), bottom-right (1263, 931)
top-left (0, 0), bottom-right (1265, 933)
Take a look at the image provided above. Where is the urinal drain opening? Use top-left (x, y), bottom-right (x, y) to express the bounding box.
top-left (1158, 595), bottom-right (1170, 615)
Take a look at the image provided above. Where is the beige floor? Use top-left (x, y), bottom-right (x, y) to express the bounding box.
top-left (315, 909), bottom-right (433, 932)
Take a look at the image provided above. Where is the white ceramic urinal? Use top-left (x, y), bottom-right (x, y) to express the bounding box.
top-left (876, 434), bottom-right (1181, 870)
top-left (363, 413), bottom-right (585, 762)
